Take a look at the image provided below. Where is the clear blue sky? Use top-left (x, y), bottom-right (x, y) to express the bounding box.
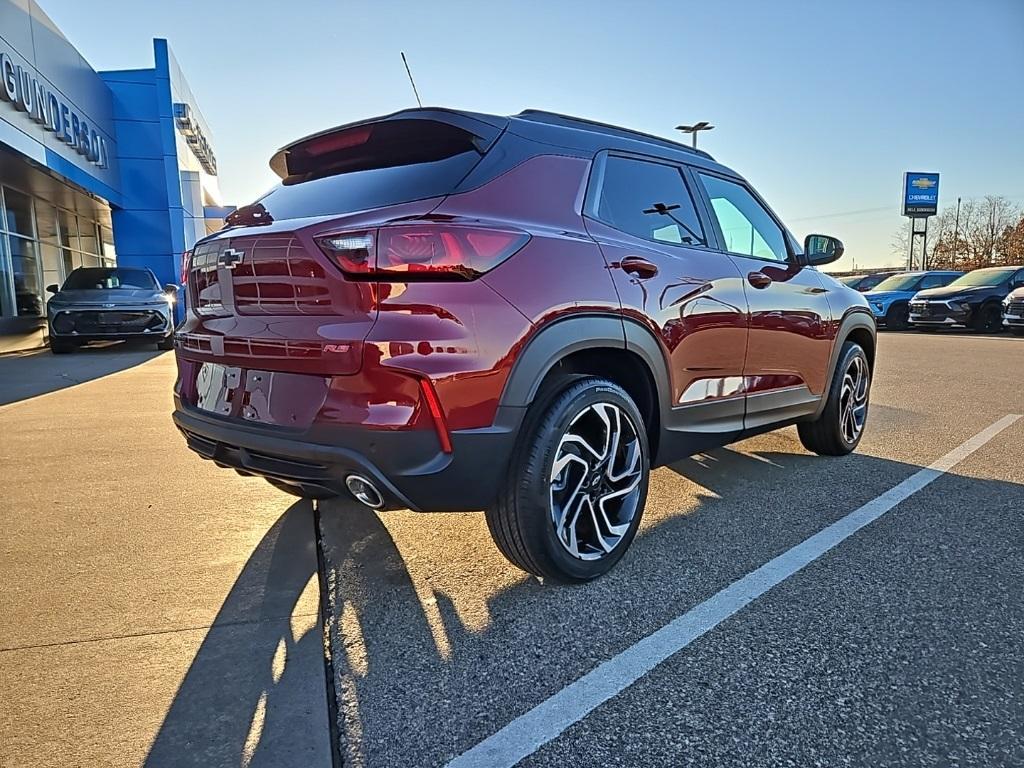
top-left (43, 0), bottom-right (1024, 270)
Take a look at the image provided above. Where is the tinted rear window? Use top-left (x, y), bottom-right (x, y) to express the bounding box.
top-left (254, 119), bottom-right (489, 221)
top-left (256, 151), bottom-right (481, 221)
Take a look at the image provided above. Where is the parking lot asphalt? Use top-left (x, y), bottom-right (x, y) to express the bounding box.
top-left (1, 331), bottom-right (1021, 767)
top-left (0, 347), bottom-right (331, 768)
top-left (316, 332), bottom-right (1024, 767)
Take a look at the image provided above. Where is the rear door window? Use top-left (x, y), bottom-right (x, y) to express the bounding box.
top-left (919, 273), bottom-right (950, 289)
top-left (595, 156), bottom-right (706, 246)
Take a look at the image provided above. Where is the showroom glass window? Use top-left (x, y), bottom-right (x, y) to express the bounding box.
top-left (0, 184), bottom-right (110, 318)
top-left (1, 187), bottom-right (42, 317)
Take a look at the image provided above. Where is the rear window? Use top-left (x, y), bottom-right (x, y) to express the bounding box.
top-left (253, 119), bottom-right (487, 221)
top-left (256, 153), bottom-right (480, 221)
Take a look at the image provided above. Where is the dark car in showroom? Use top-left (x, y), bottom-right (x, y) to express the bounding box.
top-left (1003, 286), bottom-right (1024, 335)
top-left (171, 108), bottom-right (875, 582)
top-left (47, 267), bottom-right (177, 353)
top-left (908, 265), bottom-right (1024, 332)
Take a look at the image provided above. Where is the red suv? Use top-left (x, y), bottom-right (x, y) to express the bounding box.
top-left (173, 109), bottom-right (875, 582)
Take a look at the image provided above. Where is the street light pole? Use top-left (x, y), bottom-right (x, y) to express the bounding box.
top-left (675, 121), bottom-right (714, 149)
top-left (954, 196), bottom-right (961, 264)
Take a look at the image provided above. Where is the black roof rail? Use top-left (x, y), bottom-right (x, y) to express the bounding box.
top-left (515, 109), bottom-right (714, 160)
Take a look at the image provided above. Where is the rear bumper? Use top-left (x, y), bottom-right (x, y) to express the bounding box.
top-left (173, 401), bottom-right (521, 511)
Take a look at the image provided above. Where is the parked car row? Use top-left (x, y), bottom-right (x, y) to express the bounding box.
top-left (852, 266), bottom-right (1024, 334)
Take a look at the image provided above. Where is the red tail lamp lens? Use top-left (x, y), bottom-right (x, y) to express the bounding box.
top-left (419, 378), bottom-right (453, 454)
top-left (300, 126), bottom-right (373, 157)
top-left (319, 225), bottom-right (528, 280)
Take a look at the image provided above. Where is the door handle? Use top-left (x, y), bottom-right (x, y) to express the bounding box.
top-left (619, 256), bottom-right (659, 279)
top-left (747, 271), bottom-right (772, 289)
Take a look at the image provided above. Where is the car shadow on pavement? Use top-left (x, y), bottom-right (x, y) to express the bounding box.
top-left (145, 499), bottom-right (329, 768)
top-left (0, 342), bottom-right (165, 406)
top-left (310, 440), bottom-right (1022, 767)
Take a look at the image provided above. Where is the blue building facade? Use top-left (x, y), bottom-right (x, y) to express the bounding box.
top-left (0, 0), bottom-right (227, 350)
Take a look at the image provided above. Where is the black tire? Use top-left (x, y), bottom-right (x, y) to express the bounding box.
top-left (50, 337), bottom-right (74, 354)
top-left (797, 341), bottom-right (871, 456)
top-left (156, 335), bottom-right (175, 351)
top-left (883, 302), bottom-right (909, 331)
top-left (973, 303), bottom-right (1002, 333)
top-left (486, 376), bottom-right (650, 583)
top-left (265, 477), bottom-right (338, 500)
top-left (1012, 328), bottom-right (1024, 337)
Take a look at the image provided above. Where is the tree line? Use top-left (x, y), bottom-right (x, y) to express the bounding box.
top-left (891, 195), bottom-right (1024, 270)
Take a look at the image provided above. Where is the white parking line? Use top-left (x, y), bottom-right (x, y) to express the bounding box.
top-left (448, 414), bottom-right (1022, 768)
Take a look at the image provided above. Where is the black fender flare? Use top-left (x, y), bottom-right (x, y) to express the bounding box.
top-left (813, 309), bottom-right (877, 419)
top-left (498, 313), bottom-right (671, 417)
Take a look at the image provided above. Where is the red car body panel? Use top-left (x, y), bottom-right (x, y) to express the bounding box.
top-left (171, 108), bottom-right (874, 510)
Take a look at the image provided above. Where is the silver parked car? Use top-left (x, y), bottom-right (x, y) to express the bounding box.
top-left (1004, 286), bottom-right (1024, 336)
top-left (46, 267), bottom-right (178, 354)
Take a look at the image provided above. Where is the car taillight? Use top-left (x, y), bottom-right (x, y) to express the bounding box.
top-left (180, 249), bottom-right (192, 285)
top-left (319, 231), bottom-right (376, 275)
top-left (318, 224), bottom-right (529, 281)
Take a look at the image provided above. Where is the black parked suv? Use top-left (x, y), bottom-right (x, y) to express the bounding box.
top-left (908, 266), bottom-right (1024, 332)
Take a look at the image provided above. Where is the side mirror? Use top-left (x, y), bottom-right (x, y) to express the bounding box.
top-left (46, 284), bottom-right (59, 294)
top-left (802, 234), bottom-right (844, 266)
top-left (163, 283), bottom-right (180, 295)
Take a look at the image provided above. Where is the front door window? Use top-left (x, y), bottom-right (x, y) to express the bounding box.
top-left (698, 174), bottom-right (788, 262)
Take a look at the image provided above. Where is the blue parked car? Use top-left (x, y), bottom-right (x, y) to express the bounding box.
top-left (865, 270), bottom-right (963, 330)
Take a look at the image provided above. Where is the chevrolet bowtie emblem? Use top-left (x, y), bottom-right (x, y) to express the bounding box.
top-left (910, 177), bottom-right (936, 190)
top-left (218, 248), bottom-right (245, 269)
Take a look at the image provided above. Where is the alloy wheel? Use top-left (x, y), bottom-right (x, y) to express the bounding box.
top-left (549, 402), bottom-right (644, 561)
top-left (839, 355), bottom-right (869, 444)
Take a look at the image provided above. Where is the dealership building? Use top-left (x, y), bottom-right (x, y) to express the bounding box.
top-left (0, 0), bottom-right (229, 351)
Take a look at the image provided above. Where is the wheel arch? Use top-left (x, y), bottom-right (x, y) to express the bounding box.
top-left (813, 309), bottom-right (876, 419)
top-left (499, 314), bottom-right (671, 460)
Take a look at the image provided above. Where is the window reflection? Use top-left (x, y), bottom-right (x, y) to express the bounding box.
top-left (0, 185), bottom-right (112, 318)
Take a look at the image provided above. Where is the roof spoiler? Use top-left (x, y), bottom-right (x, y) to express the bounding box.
top-left (269, 108), bottom-right (508, 183)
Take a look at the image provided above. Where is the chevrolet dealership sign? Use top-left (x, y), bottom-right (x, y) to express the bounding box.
top-left (902, 172), bottom-right (940, 218)
top-left (0, 49), bottom-right (109, 168)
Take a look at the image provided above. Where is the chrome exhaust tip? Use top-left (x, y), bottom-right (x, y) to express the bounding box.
top-left (345, 474), bottom-right (384, 509)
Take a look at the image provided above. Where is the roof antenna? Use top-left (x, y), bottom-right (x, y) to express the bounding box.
top-left (401, 51), bottom-right (423, 108)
